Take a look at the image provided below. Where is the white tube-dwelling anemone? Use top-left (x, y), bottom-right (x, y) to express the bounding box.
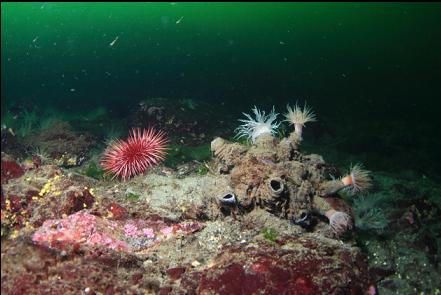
top-left (284, 102), bottom-right (317, 137)
top-left (341, 163), bottom-right (372, 195)
top-left (235, 106), bottom-right (280, 143)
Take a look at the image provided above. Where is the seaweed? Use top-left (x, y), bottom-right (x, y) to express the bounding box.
top-left (179, 98), bottom-right (199, 110)
top-left (17, 110), bottom-right (39, 137)
top-left (0, 111), bottom-right (17, 129)
top-left (261, 228), bottom-right (278, 243)
top-left (126, 192), bottom-right (141, 201)
top-left (195, 162), bottom-right (210, 175)
top-left (83, 162), bottom-right (106, 180)
top-left (1, 225), bottom-right (10, 240)
top-left (103, 124), bottom-right (125, 145)
top-left (352, 194), bottom-right (389, 233)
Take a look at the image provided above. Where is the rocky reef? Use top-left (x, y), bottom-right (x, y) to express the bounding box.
top-left (1, 105), bottom-right (385, 294)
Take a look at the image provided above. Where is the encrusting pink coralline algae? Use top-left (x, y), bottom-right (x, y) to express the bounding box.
top-left (32, 210), bottom-right (203, 252)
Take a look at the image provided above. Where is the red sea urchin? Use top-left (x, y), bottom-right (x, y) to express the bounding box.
top-left (100, 127), bottom-right (168, 180)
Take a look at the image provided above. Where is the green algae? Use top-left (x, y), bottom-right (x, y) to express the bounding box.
top-left (126, 192), bottom-right (141, 201)
top-left (261, 228), bottom-right (278, 243)
top-left (164, 144), bottom-right (211, 168)
top-left (195, 162), bottom-right (210, 176)
top-left (83, 162), bottom-right (106, 180)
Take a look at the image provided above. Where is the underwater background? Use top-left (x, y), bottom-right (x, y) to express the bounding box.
top-left (2, 2), bottom-right (441, 178)
top-left (2, 2), bottom-right (441, 294)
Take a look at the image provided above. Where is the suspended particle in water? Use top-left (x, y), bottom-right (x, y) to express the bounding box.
top-left (176, 16), bottom-right (184, 24)
top-left (109, 36), bottom-right (119, 47)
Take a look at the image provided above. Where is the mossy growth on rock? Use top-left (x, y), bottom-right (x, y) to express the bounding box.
top-left (1, 225), bottom-right (10, 240)
top-left (261, 227), bottom-right (278, 243)
top-left (126, 192), bottom-right (141, 201)
top-left (83, 162), bottom-right (106, 180)
top-left (195, 163), bottom-right (210, 176)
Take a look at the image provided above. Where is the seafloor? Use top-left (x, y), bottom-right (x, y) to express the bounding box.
top-left (1, 98), bottom-right (441, 295)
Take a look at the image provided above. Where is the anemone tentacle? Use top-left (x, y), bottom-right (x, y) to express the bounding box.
top-left (235, 106), bottom-right (280, 143)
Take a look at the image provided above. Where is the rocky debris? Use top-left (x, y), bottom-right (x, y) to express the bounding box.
top-left (95, 173), bottom-right (231, 221)
top-left (166, 235), bottom-right (373, 295)
top-left (352, 172), bottom-right (441, 294)
top-left (139, 174), bottom-right (230, 220)
top-left (1, 165), bottom-right (96, 229)
top-left (2, 224), bottom-right (372, 295)
top-left (1, 155), bottom-right (24, 184)
top-left (1, 239), bottom-right (157, 295)
top-left (365, 232), bottom-right (441, 294)
top-left (23, 121), bottom-right (95, 167)
top-left (1, 128), bottom-right (26, 161)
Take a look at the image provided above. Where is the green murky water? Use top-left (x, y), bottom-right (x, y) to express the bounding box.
top-left (2, 2), bottom-right (441, 177)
